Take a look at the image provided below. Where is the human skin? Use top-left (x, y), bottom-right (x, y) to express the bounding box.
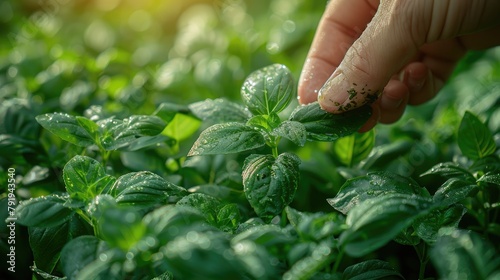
top-left (298, 0), bottom-right (500, 132)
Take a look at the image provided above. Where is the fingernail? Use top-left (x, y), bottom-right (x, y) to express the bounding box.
top-left (380, 95), bottom-right (403, 109)
top-left (408, 70), bottom-right (426, 92)
top-left (318, 69), bottom-right (380, 112)
top-left (318, 69), bottom-right (349, 112)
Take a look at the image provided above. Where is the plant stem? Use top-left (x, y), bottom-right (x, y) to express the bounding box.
top-left (272, 145), bottom-right (279, 158)
top-left (413, 242), bottom-right (429, 280)
top-left (332, 246), bottom-right (344, 273)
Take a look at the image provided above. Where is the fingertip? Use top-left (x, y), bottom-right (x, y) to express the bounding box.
top-left (358, 104), bottom-right (380, 133)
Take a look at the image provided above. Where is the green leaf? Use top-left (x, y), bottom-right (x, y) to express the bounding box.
top-left (414, 205), bottom-right (467, 244)
top-left (283, 241), bottom-right (334, 280)
top-left (87, 195), bottom-right (146, 251)
top-left (16, 194), bottom-right (73, 227)
top-left (340, 193), bottom-right (433, 257)
top-left (242, 153), bottom-right (301, 221)
top-left (59, 235), bottom-right (114, 279)
top-left (63, 155), bottom-right (115, 202)
top-left (359, 140), bottom-right (413, 170)
top-left (162, 113), bottom-right (201, 142)
top-left (189, 98), bottom-right (252, 123)
top-left (286, 207), bottom-right (345, 241)
top-left (154, 102), bottom-right (190, 124)
top-left (241, 64), bottom-right (295, 115)
top-left (420, 162), bottom-right (476, 183)
top-left (433, 178), bottom-right (477, 208)
top-left (142, 205), bottom-right (207, 245)
top-left (111, 171), bottom-right (188, 207)
top-left (29, 215), bottom-right (91, 274)
top-left (232, 240), bottom-right (279, 280)
top-left (176, 193), bottom-right (224, 226)
top-left (289, 102), bottom-right (371, 141)
top-left (99, 115), bottom-right (167, 150)
top-left (457, 111), bottom-right (496, 160)
top-left (430, 228), bottom-right (500, 279)
top-left (217, 203), bottom-right (241, 232)
top-left (333, 130), bottom-right (375, 167)
top-left (327, 172), bottom-right (429, 215)
top-left (188, 122), bottom-right (266, 156)
top-left (36, 112), bottom-right (95, 147)
top-left (342, 259), bottom-right (403, 280)
top-left (161, 231), bottom-right (244, 279)
top-left (76, 116), bottom-right (99, 143)
top-left (273, 120), bottom-right (307, 147)
top-left (478, 171), bottom-right (500, 186)
top-left (232, 224), bottom-right (295, 247)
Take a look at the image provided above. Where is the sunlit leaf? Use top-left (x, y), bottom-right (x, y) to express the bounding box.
top-left (333, 130), bottom-right (375, 167)
top-left (241, 64), bottom-right (295, 115)
top-left (457, 111), bottom-right (496, 160)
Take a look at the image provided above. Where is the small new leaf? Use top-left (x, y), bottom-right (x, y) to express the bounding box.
top-left (241, 64), bottom-right (295, 115)
top-left (273, 121), bottom-right (307, 147)
top-left (188, 122), bottom-right (265, 156)
top-left (63, 155), bottom-right (115, 202)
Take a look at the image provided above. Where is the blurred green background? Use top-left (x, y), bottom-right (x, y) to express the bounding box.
top-left (0, 0), bottom-right (324, 116)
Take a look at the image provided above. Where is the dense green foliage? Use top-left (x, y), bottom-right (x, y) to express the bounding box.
top-left (1, 0), bottom-right (500, 279)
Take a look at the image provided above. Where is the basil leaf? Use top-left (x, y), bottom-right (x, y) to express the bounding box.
top-left (111, 171), bottom-right (188, 207)
top-left (289, 102), bottom-right (371, 141)
top-left (60, 236), bottom-right (113, 279)
top-left (176, 193), bottom-right (224, 226)
top-left (36, 113), bottom-right (95, 147)
top-left (342, 259), bottom-right (403, 280)
top-left (457, 111), bottom-right (496, 160)
top-left (420, 162), bottom-right (476, 183)
top-left (340, 193), bottom-right (432, 257)
top-left (242, 153), bottom-right (300, 221)
top-left (433, 178), bottom-right (477, 208)
top-left (478, 171), bottom-right (500, 186)
top-left (188, 122), bottom-right (265, 156)
top-left (189, 98), bottom-right (252, 123)
top-left (430, 228), bottom-right (500, 279)
top-left (414, 205), bottom-right (467, 244)
top-left (16, 194), bottom-right (73, 227)
top-left (273, 120), bottom-right (307, 147)
top-left (333, 130), bottom-right (375, 167)
top-left (100, 115), bottom-right (167, 151)
top-left (29, 215), bottom-right (91, 274)
top-left (283, 241), bottom-right (334, 280)
top-left (63, 155), bottom-right (115, 202)
top-left (241, 64), bottom-right (295, 115)
top-left (327, 172), bottom-right (429, 215)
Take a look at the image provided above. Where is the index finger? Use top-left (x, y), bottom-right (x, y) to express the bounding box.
top-left (298, 0), bottom-right (379, 104)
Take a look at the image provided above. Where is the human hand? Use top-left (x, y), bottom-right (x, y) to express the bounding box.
top-left (298, 0), bottom-right (500, 132)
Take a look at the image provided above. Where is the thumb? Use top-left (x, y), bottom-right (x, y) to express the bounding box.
top-left (318, 1), bottom-right (418, 113)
